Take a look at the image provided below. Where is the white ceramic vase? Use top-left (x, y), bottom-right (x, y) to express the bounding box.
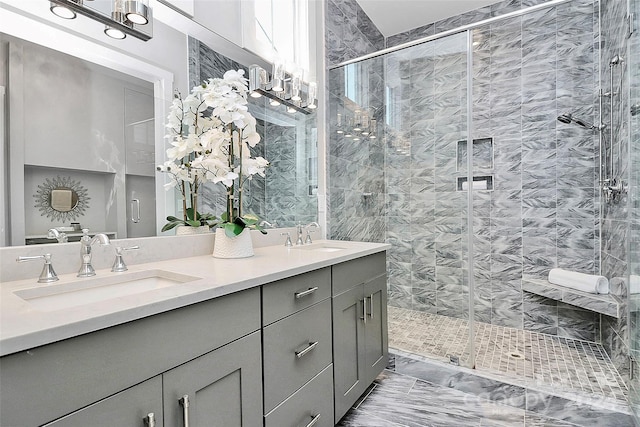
top-left (212, 228), bottom-right (254, 258)
top-left (175, 225), bottom-right (211, 236)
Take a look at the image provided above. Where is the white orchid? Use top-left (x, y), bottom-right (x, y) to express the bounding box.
top-left (158, 69), bottom-right (269, 236)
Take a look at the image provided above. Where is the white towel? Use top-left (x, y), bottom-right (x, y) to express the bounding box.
top-left (548, 268), bottom-right (609, 294)
top-left (461, 180), bottom-right (488, 190)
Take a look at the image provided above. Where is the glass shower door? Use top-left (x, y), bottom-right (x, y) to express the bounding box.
top-left (383, 31), bottom-right (475, 368)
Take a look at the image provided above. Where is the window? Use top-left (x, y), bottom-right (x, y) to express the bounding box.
top-left (243, 0), bottom-right (314, 80)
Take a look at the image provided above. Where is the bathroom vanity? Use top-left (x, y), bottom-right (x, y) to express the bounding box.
top-left (0, 240), bottom-right (389, 427)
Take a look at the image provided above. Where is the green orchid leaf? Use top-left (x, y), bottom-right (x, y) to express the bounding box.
top-left (161, 220), bottom-right (183, 232)
top-left (221, 212), bottom-right (229, 222)
top-left (254, 224), bottom-right (268, 235)
top-left (224, 222), bottom-right (244, 238)
top-left (186, 219), bottom-right (201, 227)
top-left (185, 207), bottom-right (197, 221)
top-left (241, 214), bottom-right (259, 226)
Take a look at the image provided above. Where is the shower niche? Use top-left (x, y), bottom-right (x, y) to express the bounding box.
top-left (456, 137), bottom-right (494, 191)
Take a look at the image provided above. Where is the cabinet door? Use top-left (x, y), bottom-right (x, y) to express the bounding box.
top-left (332, 285), bottom-right (366, 423)
top-left (44, 376), bottom-right (163, 427)
top-left (163, 331), bottom-right (262, 427)
top-left (364, 274), bottom-right (388, 383)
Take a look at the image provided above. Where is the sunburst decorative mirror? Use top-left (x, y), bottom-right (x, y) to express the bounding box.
top-left (34, 176), bottom-right (90, 222)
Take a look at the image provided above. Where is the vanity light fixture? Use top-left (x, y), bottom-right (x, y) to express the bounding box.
top-left (336, 108), bottom-right (377, 140)
top-left (49, 0), bottom-right (153, 41)
top-left (248, 64), bottom-right (318, 115)
top-left (124, 0), bottom-right (149, 25)
top-left (50, 0), bottom-right (78, 19)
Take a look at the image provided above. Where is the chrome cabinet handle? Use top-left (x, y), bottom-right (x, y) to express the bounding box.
top-left (362, 298), bottom-right (368, 323)
top-left (305, 413), bottom-right (321, 427)
top-left (295, 341), bottom-right (318, 358)
top-left (369, 294), bottom-right (374, 319)
top-left (144, 412), bottom-right (156, 427)
top-left (179, 394), bottom-right (190, 427)
top-left (295, 286), bottom-right (319, 299)
top-left (131, 199), bottom-right (140, 223)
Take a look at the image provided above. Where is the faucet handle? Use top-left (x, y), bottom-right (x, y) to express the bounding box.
top-left (305, 229), bottom-right (316, 244)
top-left (17, 253), bottom-right (58, 283)
top-left (112, 246), bottom-right (140, 272)
top-left (280, 232), bottom-right (293, 247)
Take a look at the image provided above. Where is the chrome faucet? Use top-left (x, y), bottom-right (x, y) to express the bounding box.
top-left (304, 222), bottom-right (320, 244)
top-left (17, 253), bottom-right (59, 283)
top-left (78, 229), bottom-right (111, 277)
top-left (47, 228), bottom-right (68, 243)
top-left (295, 222), bottom-right (304, 245)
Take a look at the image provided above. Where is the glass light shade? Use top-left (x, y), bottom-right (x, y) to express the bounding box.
top-left (269, 99), bottom-right (281, 107)
top-left (105, 26), bottom-right (126, 39)
top-left (124, 0), bottom-right (149, 24)
top-left (271, 61), bottom-right (285, 92)
top-left (50, 3), bottom-right (77, 19)
top-left (307, 82), bottom-right (317, 109)
top-left (291, 72), bottom-right (302, 101)
top-left (248, 65), bottom-right (263, 97)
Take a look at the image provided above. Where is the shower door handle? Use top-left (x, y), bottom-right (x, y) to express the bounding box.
top-left (368, 294), bottom-right (374, 319)
top-left (131, 199), bottom-right (141, 223)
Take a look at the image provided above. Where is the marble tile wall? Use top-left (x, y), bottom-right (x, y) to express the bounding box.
top-left (325, 0), bottom-right (384, 67)
top-left (326, 1), bottom-right (612, 343)
top-left (186, 38), bottom-right (317, 228)
top-left (599, 0), bottom-right (632, 381)
top-left (630, 0), bottom-right (640, 422)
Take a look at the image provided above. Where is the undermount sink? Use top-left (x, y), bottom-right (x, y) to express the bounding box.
top-left (14, 269), bottom-right (201, 312)
top-left (294, 242), bottom-right (349, 252)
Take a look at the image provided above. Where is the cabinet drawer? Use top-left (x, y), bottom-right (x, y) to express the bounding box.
top-left (262, 267), bottom-right (331, 325)
top-left (43, 376), bottom-right (163, 427)
top-left (332, 252), bottom-right (386, 296)
top-left (264, 364), bottom-right (333, 427)
top-left (0, 287), bottom-right (260, 427)
top-left (263, 299), bottom-right (332, 413)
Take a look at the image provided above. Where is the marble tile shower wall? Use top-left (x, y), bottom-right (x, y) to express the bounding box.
top-left (324, 0), bottom-right (384, 67)
top-left (325, 1), bottom-right (619, 342)
top-left (380, 1), bottom-right (603, 341)
top-left (600, 0), bottom-right (633, 383)
top-left (327, 58), bottom-right (387, 242)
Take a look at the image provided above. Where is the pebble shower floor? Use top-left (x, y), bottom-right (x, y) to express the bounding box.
top-left (388, 306), bottom-right (628, 405)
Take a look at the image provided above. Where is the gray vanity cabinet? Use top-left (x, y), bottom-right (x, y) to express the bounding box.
top-left (0, 287), bottom-right (261, 427)
top-left (262, 267), bottom-right (334, 427)
top-left (163, 331), bottom-right (262, 427)
top-left (43, 376), bottom-right (163, 427)
top-left (332, 252), bottom-right (388, 424)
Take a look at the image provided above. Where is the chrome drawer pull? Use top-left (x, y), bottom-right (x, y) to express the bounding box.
top-left (305, 413), bottom-right (321, 427)
top-left (144, 412), bottom-right (156, 427)
top-left (361, 298), bottom-right (367, 324)
top-left (295, 341), bottom-right (318, 358)
top-left (295, 287), bottom-right (319, 299)
top-left (179, 394), bottom-right (190, 427)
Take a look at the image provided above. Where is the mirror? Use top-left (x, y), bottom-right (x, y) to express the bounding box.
top-left (0, 4), bottom-right (318, 247)
top-left (34, 176), bottom-right (88, 221)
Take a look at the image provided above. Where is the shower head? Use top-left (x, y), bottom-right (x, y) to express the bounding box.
top-left (557, 112), bottom-right (603, 131)
top-left (557, 113), bottom-right (572, 124)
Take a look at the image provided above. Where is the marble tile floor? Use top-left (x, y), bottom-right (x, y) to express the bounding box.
top-left (387, 306), bottom-right (629, 407)
top-left (337, 368), bottom-right (635, 426)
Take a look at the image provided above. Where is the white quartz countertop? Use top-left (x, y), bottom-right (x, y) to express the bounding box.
top-left (0, 240), bottom-right (389, 356)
